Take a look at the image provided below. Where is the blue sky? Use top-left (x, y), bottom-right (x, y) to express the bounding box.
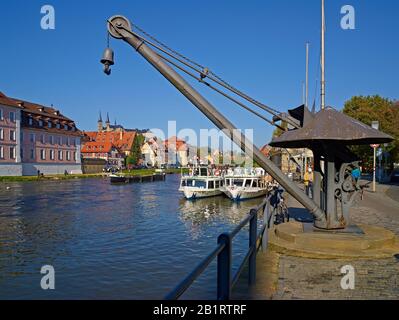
top-left (0, 0), bottom-right (398, 147)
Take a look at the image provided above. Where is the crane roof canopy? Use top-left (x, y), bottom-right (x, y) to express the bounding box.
top-left (270, 107), bottom-right (393, 149)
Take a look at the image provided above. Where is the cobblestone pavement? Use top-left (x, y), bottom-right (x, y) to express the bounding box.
top-left (274, 256), bottom-right (399, 300)
top-left (238, 182), bottom-right (399, 300)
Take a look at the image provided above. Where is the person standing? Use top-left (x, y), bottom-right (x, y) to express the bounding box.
top-left (304, 168), bottom-right (313, 198)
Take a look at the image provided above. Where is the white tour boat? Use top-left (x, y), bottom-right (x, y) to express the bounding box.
top-left (221, 167), bottom-right (268, 201)
top-left (179, 166), bottom-right (224, 200)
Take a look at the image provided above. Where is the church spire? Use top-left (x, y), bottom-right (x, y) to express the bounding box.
top-left (98, 111), bottom-right (103, 132)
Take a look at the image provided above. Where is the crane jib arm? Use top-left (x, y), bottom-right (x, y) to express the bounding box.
top-left (106, 15), bottom-right (330, 229)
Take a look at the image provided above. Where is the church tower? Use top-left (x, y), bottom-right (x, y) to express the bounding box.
top-left (106, 112), bottom-right (111, 132)
top-left (98, 112), bottom-right (103, 132)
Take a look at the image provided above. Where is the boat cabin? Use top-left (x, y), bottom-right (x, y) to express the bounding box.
top-left (224, 177), bottom-right (265, 189)
top-left (180, 178), bottom-right (223, 190)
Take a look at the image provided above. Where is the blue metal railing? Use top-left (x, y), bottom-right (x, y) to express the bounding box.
top-left (165, 199), bottom-right (269, 300)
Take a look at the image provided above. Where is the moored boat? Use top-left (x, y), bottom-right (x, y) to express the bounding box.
top-left (110, 174), bottom-right (128, 183)
top-left (221, 167), bottom-right (268, 201)
top-left (179, 166), bottom-right (224, 200)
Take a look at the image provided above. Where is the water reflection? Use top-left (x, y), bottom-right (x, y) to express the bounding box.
top-left (179, 196), bottom-right (263, 240)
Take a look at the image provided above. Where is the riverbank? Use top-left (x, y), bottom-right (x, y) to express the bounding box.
top-left (0, 168), bottom-right (184, 183)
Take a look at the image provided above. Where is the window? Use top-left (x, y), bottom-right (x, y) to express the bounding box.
top-left (50, 136), bottom-right (54, 145)
top-left (50, 150), bottom-right (55, 160)
top-left (56, 123), bottom-right (60, 129)
top-left (20, 148), bottom-right (23, 159)
top-left (0, 128), bottom-right (3, 140)
top-left (10, 147), bottom-right (16, 159)
top-left (9, 112), bottom-right (15, 123)
top-left (39, 120), bottom-right (43, 127)
top-left (10, 130), bottom-right (16, 141)
top-left (58, 150), bottom-right (63, 160)
top-left (0, 146), bottom-right (4, 159)
top-left (29, 133), bottom-right (35, 143)
top-left (66, 138), bottom-right (70, 146)
top-left (66, 151), bottom-right (70, 161)
top-left (28, 117), bottom-right (33, 126)
top-left (0, 109), bottom-right (3, 120)
top-left (208, 181), bottom-right (215, 189)
top-left (48, 121), bottom-right (52, 128)
top-left (40, 149), bottom-right (46, 160)
top-left (233, 179), bottom-right (244, 187)
top-left (41, 134), bottom-right (46, 144)
top-left (30, 149), bottom-right (34, 159)
top-left (64, 124), bottom-right (68, 130)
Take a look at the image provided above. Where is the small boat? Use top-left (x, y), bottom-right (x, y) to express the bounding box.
top-left (221, 167), bottom-right (268, 201)
top-left (179, 166), bottom-right (224, 200)
top-left (110, 174), bottom-right (127, 184)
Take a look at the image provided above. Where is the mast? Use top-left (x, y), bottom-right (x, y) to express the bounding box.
top-left (305, 42), bottom-right (309, 109)
top-left (321, 0), bottom-right (326, 110)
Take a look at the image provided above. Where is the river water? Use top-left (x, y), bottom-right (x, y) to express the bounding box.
top-left (0, 175), bottom-right (264, 300)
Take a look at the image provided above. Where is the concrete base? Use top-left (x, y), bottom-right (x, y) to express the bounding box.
top-left (269, 221), bottom-right (399, 259)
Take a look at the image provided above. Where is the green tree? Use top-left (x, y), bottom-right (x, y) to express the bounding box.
top-left (343, 95), bottom-right (399, 169)
top-left (272, 121), bottom-right (288, 138)
top-left (126, 133), bottom-right (145, 166)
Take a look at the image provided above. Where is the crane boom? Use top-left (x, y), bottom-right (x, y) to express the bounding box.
top-left (105, 15), bottom-right (329, 229)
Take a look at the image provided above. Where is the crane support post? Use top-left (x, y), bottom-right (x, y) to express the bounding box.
top-left (107, 15), bottom-right (328, 229)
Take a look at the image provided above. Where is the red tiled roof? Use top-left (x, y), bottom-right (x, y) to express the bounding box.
top-left (81, 141), bottom-right (116, 153)
top-left (1, 90), bottom-right (82, 136)
top-left (0, 91), bottom-right (22, 109)
top-left (0, 91), bottom-right (73, 121)
top-left (164, 136), bottom-right (187, 151)
top-left (82, 131), bottom-right (136, 154)
top-left (260, 144), bottom-right (271, 156)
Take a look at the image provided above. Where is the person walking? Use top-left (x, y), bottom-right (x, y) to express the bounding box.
top-left (304, 168), bottom-right (313, 198)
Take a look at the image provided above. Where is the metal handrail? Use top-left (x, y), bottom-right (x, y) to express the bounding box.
top-left (165, 199), bottom-right (269, 300)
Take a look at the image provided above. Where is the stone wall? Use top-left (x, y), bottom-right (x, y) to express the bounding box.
top-left (0, 164), bottom-right (23, 176)
top-left (82, 158), bottom-right (106, 174)
top-left (22, 163), bottom-right (82, 176)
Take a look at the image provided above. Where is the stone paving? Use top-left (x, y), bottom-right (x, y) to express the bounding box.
top-left (274, 255), bottom-right (399, 300)
top-left (235, 182), bottom-right (399, 300)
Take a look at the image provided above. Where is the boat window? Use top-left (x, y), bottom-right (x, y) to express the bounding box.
top-left (233, 179), bottom-right (244, 187)
top-left (215, 181), bottom-right (220, 188)
top-left (196, 180), bottom-right (207, 188)
top-left (186, 179), bottom-right (196, 187)
top-left (253, 180), bottom-right (258, 188)
top-left (208, 181), bottom-right (214, 189)
top-left (200, 168), bottom-right (208, 176)
top-left (245, 179), bottom-right (252, 188)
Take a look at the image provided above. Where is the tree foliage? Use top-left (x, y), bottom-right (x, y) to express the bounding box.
top-left (343, 95), bottom-right (399, 169)
top-left (126, 133), bottom-right (145, 166)
top-left (272, 121), bottom-right (288, 138)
